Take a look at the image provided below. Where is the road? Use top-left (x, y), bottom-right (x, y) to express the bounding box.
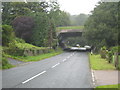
top-left (2, 52), bottom-right (93, 88)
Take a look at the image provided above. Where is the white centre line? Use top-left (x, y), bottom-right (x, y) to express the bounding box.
top-left (63, 59), bottom-right (67, 62)
top-left (67, 56), bottom-right (70, 58)
top-left (22, 70), bottom-right (46, 84)
top-left (51, 63), bottom-right (60, 68)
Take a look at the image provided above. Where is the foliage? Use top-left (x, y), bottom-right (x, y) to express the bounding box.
top-left (5, 48), bottom-right (63, 62)
top-left (101, 46), bottom-right (106, 50)
top-left (111, 46), bottom-right (120, 53)
top-left (31, 12), bottom-right (50, 47)
top-left (2, 25), bottom-right (15, 46)
top-left (3, 38), bottom-right (49, 56)
top-left (49, 10), bottom-right (71, 27)
top-left (118, 2), bottom-right (120, 45)
top-left (12, 16), bottom-right (34, 43)
top-left (2, 2), bottom-right (49, 25)
top-left (84, 2), bottom-right (118, 49)
top-left (100, 46), bottom-right (107, 59)
top-left (107, 51), bottom-right (113, 63)
top-left (70, 14), bottom-right (89, 26)
top-left (119, 56), bottom-right (120, 70)
top-left (89, 54), bottom-right (115, 70)
top-left (9, 40), bottom-right (46, 50)
top-left (15, 37), bottom-right (25, 43)
top-left (0, 46), bottom-right (2, 69)
top-left (2, 1), bottom-right (71, 47)
top-left (2, 53), bottom-right (13, 69)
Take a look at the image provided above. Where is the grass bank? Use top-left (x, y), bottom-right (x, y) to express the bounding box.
top-left (89, 54), bottom-right (115, 70)
top-left (5, 50), bottom-right (63, 62)
top-left (57, 26), bottom-right (84, 30)
top-left (95, 84), bottom-right (120, 89)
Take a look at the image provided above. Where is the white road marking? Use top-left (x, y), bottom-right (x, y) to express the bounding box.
top-left (91, 70), bottom-right (96, 87)
top-left (22, 71), bottom-right (46, 84)
top-left (63, 59), bottom-right (66, 62)
top-left (67, 56), bottom-right (70, 59)
top-left (51, 63), bottom-right (60, 68)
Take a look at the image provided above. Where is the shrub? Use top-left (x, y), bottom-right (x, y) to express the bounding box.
top-left (101, 46), bottom-right (106, 50)
top-left (111, 46), bottom-right (120, 54)
top-left (2, 56), bottom-right (13, 69)
top-left (100, 46), bottom-right (107, 59)
top-left (3, 39), bottom-right (50, 56)
top-left (15, 37), bottom-right (25, 43)
top-left (8, 41), bottom-right (24, 56)
top-left (2, 25), bottom-right (15, 46)
top-left (107, 51), bottom-right (113, 63)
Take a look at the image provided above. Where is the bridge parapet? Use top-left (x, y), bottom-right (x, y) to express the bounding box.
top-left (57, 29), bottom-right (84, 36)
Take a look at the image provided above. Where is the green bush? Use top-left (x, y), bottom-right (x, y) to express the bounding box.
top-left (2, 56), bottom-right (13, 69)
top-left (7, 41), bottom-right (25, 56)
top-left (111, 46), bottom-right (120, 70)
top-left (3, 39), bottom-right (51, 56)
top-left (107, 51), bottom-right (113, 63)
top-left (2, 25), bottom-right (15, 46)
top-left (100, 46), bottom-right (107, 59)
top-left (111, 46), bottom-right (120, 53)
top-left (118, 56), bottom-right (120, 70)
top-left (15, 37), bottom-right (25, 43)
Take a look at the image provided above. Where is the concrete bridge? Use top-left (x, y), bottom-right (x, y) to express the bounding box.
top-left (57, 29), bottom-right (84, 49)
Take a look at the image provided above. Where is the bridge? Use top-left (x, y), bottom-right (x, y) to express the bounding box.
top-left (57, 29), bottom-right (84, 49)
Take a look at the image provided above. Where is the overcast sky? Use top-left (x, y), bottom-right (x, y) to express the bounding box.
top-left (57, 0), bottom-right (101, 15)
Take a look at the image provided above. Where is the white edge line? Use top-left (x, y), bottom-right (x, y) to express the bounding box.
top-left (91, 70), bottom-right (96, 87)
top-left (22, 71), bottom-right (46, 84)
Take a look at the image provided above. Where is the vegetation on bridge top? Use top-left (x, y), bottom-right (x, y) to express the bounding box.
top-left (57, 26), bottom-right (84, 31)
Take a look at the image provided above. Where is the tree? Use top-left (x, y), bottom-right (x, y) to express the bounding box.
top-left (2, 2), bottom-right (49, 25)
top-left (118, 2), bottom-right (120, 45)
top-left (31, 12), bottom-right (50, 47)
top-left (2, 1), bottom-right (70, 47)
top-left (12, 16), bottom-right (34, 43)
top-left (49, 10), bottom-right (71, 26)
top-left (70, 14), bottom-right (89, 26)
top-left (84, 2), bottom-right (118, 49)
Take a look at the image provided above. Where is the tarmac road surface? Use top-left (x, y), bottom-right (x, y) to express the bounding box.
top-left (2, 52), bottom-right (93, 88)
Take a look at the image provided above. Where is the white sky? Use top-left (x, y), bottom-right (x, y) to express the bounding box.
top-left (57, 0), bottom-right (101, 15)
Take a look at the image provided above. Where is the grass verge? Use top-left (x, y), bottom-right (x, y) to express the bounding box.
top-left (89, 54), bottom-right (115, 70)
top-left (95, 84), bottom-right (120, 88)
top-left (5, 50), bottom-right (63, 62)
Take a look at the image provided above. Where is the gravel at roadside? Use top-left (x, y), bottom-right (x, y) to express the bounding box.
top-left (7, 58), bottom-right (25, 66)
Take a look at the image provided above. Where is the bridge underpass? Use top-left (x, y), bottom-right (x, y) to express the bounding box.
top-left (57, 29), bottom-right (84, 49)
